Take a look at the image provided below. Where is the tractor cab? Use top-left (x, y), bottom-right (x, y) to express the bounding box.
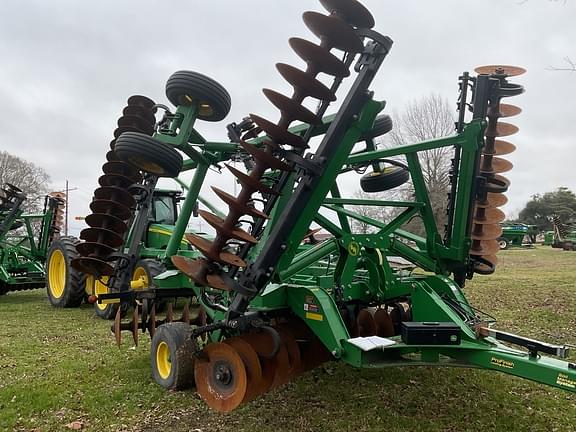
top-left (146, 189), bottom-right (183, 249)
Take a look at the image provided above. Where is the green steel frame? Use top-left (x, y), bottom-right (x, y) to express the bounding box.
top-left (92, 59), bottom-right (576, 392)
top-left (104, 89), bottom-right (576, 395)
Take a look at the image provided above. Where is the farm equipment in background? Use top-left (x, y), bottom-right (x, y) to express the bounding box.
top-left (45, 185), bottom-right (199, 314)
top-left (0, 183), bottom-right (65, 295)
top-left (544, 215), bottom-right (576, 251)
top-left (66, 0), bottom-right (574, 412)
top-left (497, 222), bottom-right (538, 249)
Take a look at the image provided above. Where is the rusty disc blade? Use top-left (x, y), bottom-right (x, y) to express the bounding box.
top-left (102, 161), bottom-right (141, 182)
top-left (485, 139), bottom-right (516, 156)
top-left (302, 11), bottom-right (364, 53)
top-left (212, 187), bottom-right (269, 220)
top-left (166, 302), bottom-right (174, 322)
top-left (319, 0), bottom-right (375, 28)
top-left (185, 233), bottom-right (247, 267)
top-left (98, 173), bottom-right (136, 190)
top-left (482, 254), bottom-right (498, 266)
top-left (225, 163), bottom-right (278, 196)
top-left (250, 114), bottom-right (306, 149)
top-left (240, 140), bottom-right (293, 172)
top-left (474, 207), bottom-right (506, 225)
top-left (80, 227), bottom-right (124, 248)
top-left (483, 173), bottom-right (511, 194)
top-left (289, 37), bottom-right (350, 77)
top-left (224, 337), bottom-right (265, 403)
top-left (127, 95), bottom-right (156, 110)
top-left (241, 331), bottom-right (290, 389)
top-left (237, 334), bottom-right (276, 394)
top-left (132, 306), bottom-right (139, 346)
top-left (357, 309), bottom-right (377, 337)
top-left (277, 327), bottom-right (303, 379)
top-left (190, 305), bottom-right (208, 327)
top-left (474, 65), bottom-right (526, 77)
top-left (148, 303), bottom-right (157, 339)
top-left (114, 307), bottom-right (122, 347)
top-left (172, 255), bottom-right (207, 284)
top-left (480, 156), bottom-right (513, 174)
top-left (85, 213), bottom-right (128, 235)
top-left (106, 150), bottom-right (120, 162)
top-left (270, 344), bottom-right (291, 388)
top-left (94, 186), bottom-right (136, 208)
top-left (263, 89), bottom-right (320, 125)
top-left (470, 239), bottom-right (501, 256)
top-left (75, 241), bottom-right (115, 258)
top-left (198, 210), bottom-right (258, 244)
top-left (301, 335), bottom-right (332, 371)
top-left (194, 342), bottom-right (248, 412)
top-left (71, 256), bottom-right (115, 276)
top-left (76, 242), bottom-right (116, 257)
top-left (180, 302), bottom-right (190, 325)
top-left (471, 223), bottom-right (503, 241)
top-left (276, 63), bottom-right (336, 101)
top-left (118, 115), bottom-right (155, 135)
top-left (475, 192), bottom-right (508, 208)
top-left (498, 104), bottom-right (522, 118)
top-left (374, 308), bottom-right (395, 337)
top-left (122, 105), bottom-right (156, 124)
top-left (495, 122), bottom-right (519, 137)
top-left (89, 199), bottom-right (132, 221)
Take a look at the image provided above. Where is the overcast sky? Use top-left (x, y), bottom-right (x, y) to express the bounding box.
top-left (0, 0), bottom-right (574, 236)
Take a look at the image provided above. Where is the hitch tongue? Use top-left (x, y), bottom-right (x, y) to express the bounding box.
top-left (477, 326), bottom-right (571, 358)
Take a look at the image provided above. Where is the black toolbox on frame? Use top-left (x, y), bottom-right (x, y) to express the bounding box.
top-left (400, 322), bottom-right (461, 345)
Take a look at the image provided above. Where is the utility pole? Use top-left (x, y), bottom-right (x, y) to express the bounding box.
top-left (65, 180), bottom-right (69, 236)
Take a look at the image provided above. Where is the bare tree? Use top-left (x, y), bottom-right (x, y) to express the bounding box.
top-left (384, 93), bottom-right (456, 234)
top-left (549, 57), bottom-right (576, 72)
top-left (0, 151), bottom-right (51, 212)
top-left (349, 190), bottom-right (398, 234)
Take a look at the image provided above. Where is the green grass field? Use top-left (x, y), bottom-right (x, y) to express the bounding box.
top-left (1, 247), bottom-right (574, 432)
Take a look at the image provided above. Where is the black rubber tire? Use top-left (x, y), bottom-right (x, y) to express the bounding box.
top-left (132, 259), bottom-right (165, 289)
top-left (46, 236), bottom-right (86, 308)
top-left (359, 114), bottom-right (393, 141)
top-left (93, 259), bottom-right (165, 320)
top-left (90, 275), bottom-right (117, 320)
top-left (563, 241), bottom-right (575, 251)
top-left (115, 132), bottom-right (183, 178)
top-left (360, 166), bottom-right (410, 193)
top-left (151, 322), bottom-right (196, 390)
top-left (165, 70), bottom-right (231, 122)
top-left (497, 237), bottom-right (509, 250)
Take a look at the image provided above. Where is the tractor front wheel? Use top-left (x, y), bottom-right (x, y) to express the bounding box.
top-left (46, 236), bottom-right (86, 308)
top-left (151, 322), bottom-right (196, 390)
top-left (90, 259), bottom-right (165, 320)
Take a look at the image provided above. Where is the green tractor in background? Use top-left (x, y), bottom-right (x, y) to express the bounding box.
top-left (45, 187), bottom-right (203, 317)
top-left (0, 183), bottom-right (65, 296)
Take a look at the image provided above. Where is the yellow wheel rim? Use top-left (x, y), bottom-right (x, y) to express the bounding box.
top-left (132, 266), bottom-right (149, 290)
top-left (48, 249), bottom-right (66, 299)
top-left (156, 341), bottom-right (171, 379)
top-left (127, 156), bottom-right (165, 175)
top-left (89, 276), bottom-right (110, 311)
